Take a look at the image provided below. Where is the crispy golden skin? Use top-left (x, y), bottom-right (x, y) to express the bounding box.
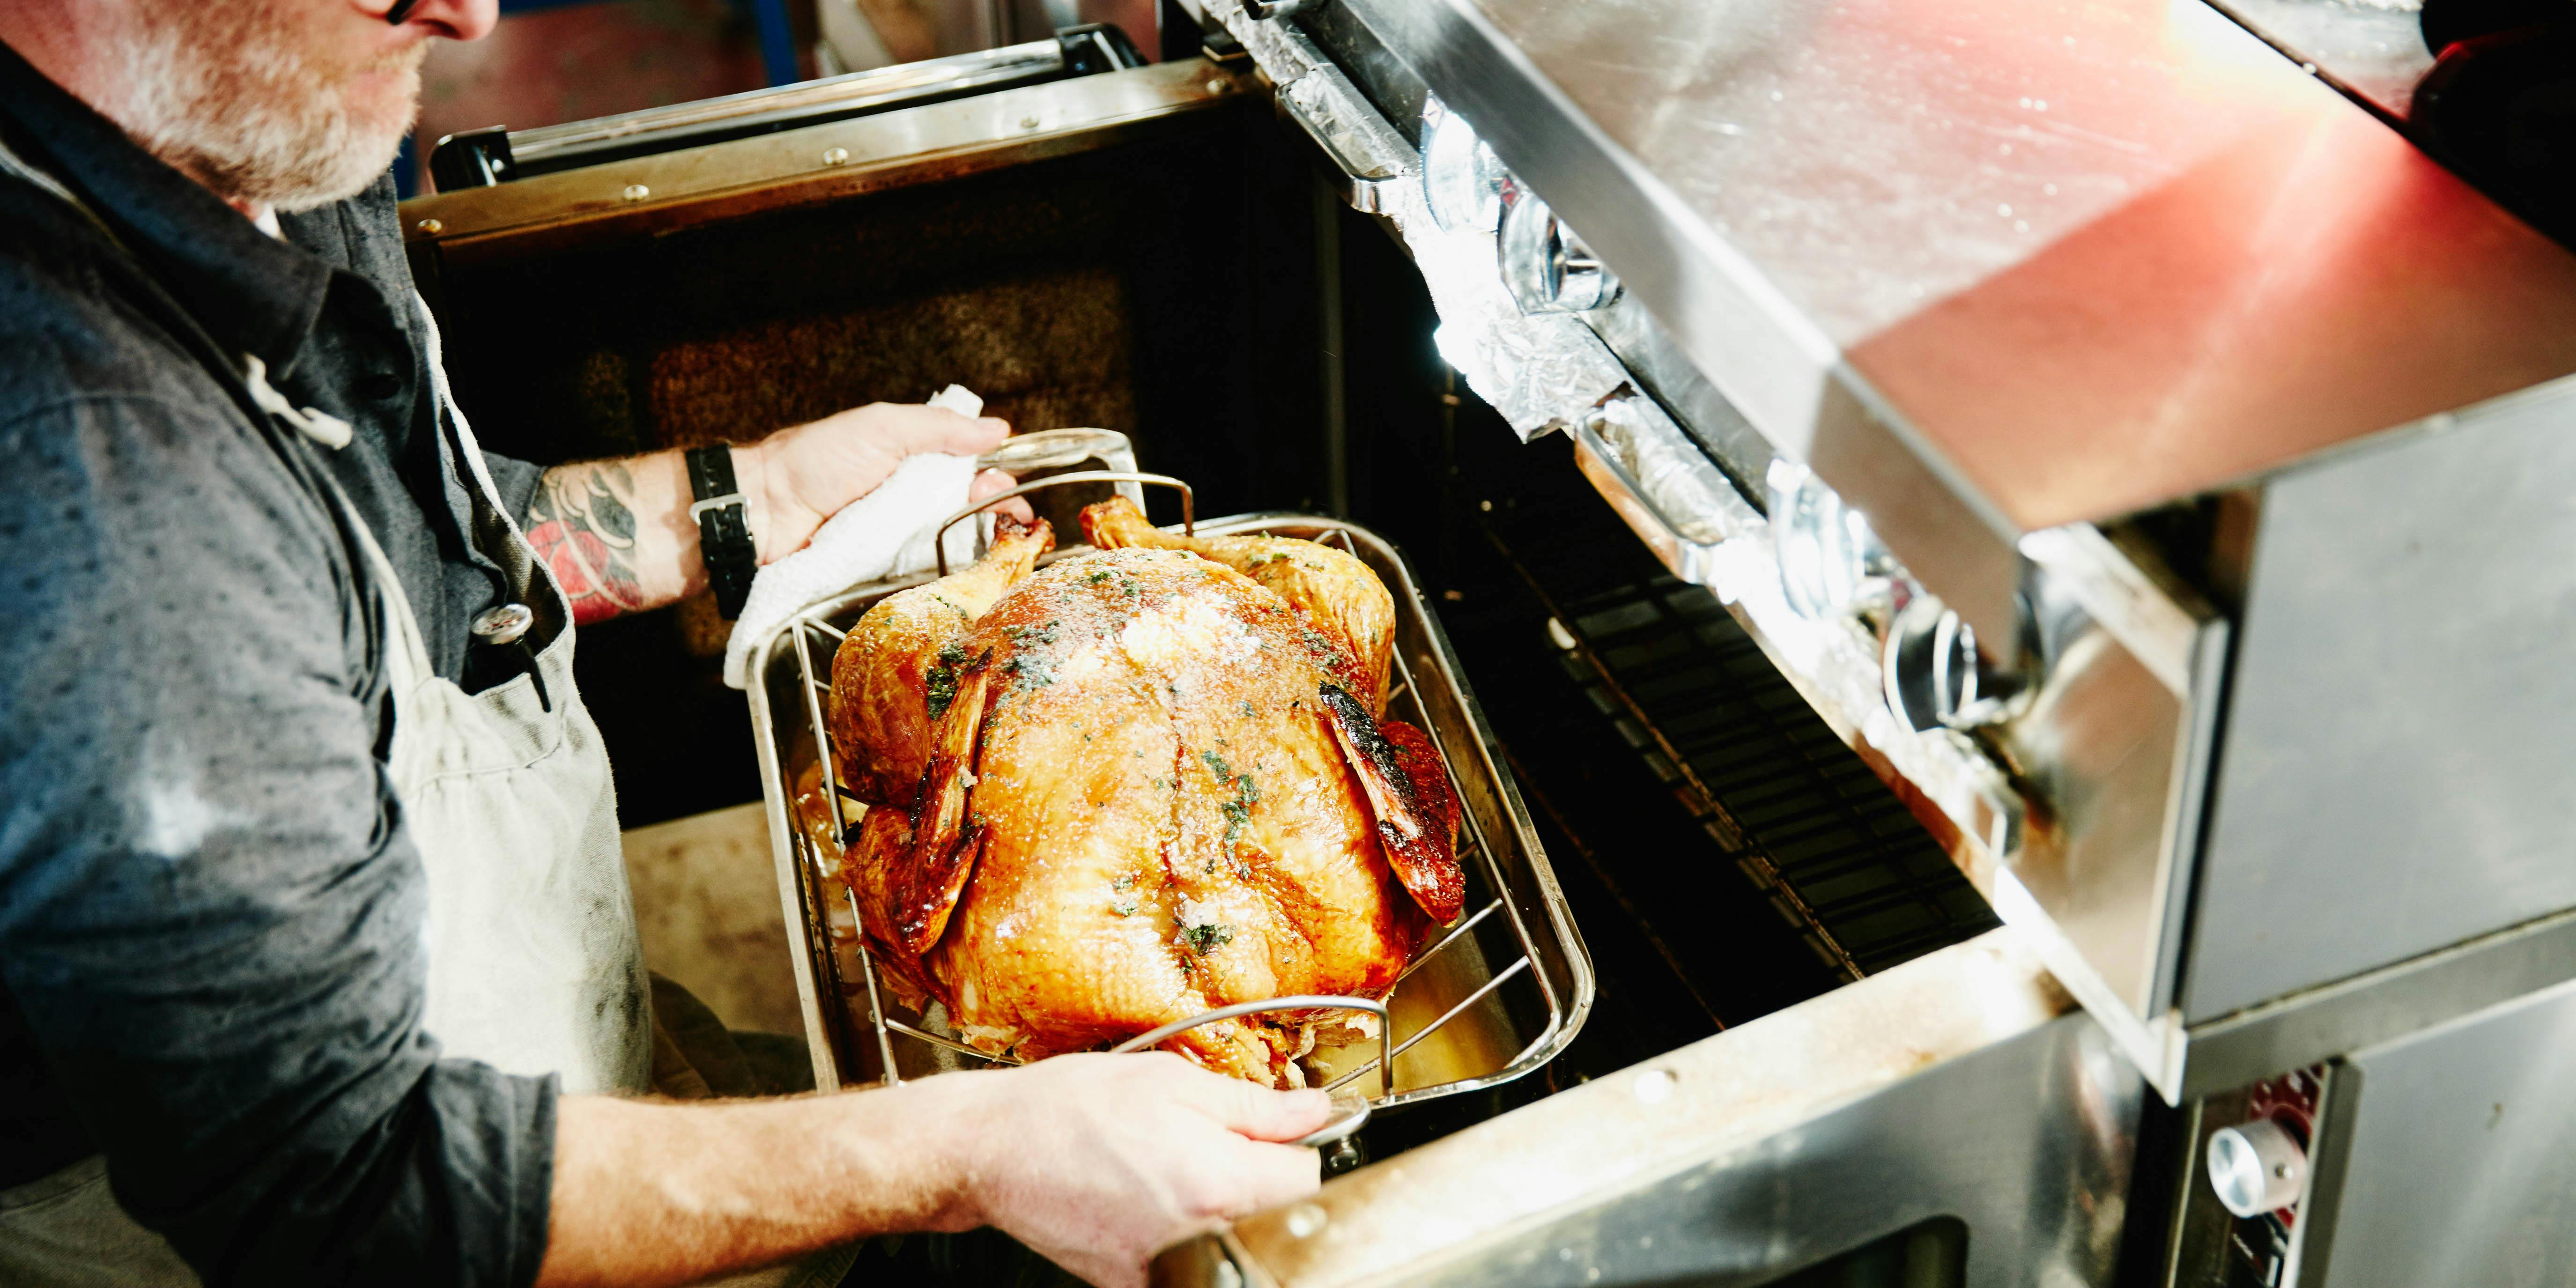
top-left (1081, 496), bottom-right (1396, 712)
top-left (827, 521), bottom-right (1052, 807)
top-left (832, 527), bottom-right (1462, 1085)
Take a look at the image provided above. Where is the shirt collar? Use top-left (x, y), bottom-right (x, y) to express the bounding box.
top-left (0, 37), bottom-right (333, 378)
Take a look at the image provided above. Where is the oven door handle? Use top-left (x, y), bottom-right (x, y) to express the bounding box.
top-left (1274, 60), bottom-right (1417, 214)
top-left (1566, 395), bottom-right (1758, 589)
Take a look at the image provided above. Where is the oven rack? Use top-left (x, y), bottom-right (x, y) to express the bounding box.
top-left (748, 513), bottom-right (1593, 1107)
top-left (1546, 573), bottom-right (1998, 979)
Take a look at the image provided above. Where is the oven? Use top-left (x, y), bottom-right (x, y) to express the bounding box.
top-left (400, 2), bottom-right (2576, 1284)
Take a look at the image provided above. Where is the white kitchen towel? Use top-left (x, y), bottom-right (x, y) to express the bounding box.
top-left (720, 386), bottom-right (989, 689)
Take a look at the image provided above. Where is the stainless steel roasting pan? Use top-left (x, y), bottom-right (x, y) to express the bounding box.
top-left (745, 499), bottom-right (1592, 1108)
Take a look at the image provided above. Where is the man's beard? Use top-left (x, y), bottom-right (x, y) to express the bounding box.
top-left (111, 6), bottom-right (427, 213)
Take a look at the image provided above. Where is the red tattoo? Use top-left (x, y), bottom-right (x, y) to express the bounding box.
top-left (527, 463), bottom-right (645, 625)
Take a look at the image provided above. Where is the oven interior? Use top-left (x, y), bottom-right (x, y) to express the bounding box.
top-left (427, 91), bottom-right (1999, 1281)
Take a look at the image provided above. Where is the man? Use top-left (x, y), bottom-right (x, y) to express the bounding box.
top-left (0, 2), bottom-right (1330, 1286)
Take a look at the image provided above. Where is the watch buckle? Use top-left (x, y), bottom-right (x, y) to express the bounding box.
top-left (688, 491), bottom-right (747, 523)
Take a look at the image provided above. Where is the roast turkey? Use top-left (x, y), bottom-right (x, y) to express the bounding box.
top-left (822, 498), bottom-right (1465, 1084)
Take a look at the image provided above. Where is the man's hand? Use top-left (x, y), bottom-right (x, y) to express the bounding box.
top-left (740, 401), bottom-right (1019, 563)
top-left (923, 1053), bottom-right (1335, 1286)
top-left (539, 1054), bottom-right (1333, 1288)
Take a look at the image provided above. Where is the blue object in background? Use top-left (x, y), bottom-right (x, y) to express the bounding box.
top-left (393, 132), bottom-right (418, 200)
top-left (740, 0), bottom-right (801, 89)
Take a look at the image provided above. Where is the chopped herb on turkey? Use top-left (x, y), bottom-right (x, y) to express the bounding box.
top-left (924, 643), bottom-right (973, 718)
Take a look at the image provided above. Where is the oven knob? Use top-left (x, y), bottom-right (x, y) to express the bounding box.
top-left (2207, 1118), bottom-right (2308, 1219)
top-left (1767, 458), bottom-right (1887, 622)
top-left (1882, 594), bottom-right (2021, 731)
top-left (1498, 187), bottom-right (1620, 313)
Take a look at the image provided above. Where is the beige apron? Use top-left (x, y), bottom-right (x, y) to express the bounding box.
top-left (401, 304), bottom-right (658, 1097)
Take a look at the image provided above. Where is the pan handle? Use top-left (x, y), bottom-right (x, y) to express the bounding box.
top-left (1292, 1094), bottom-right (1372, 1149)
top-left (1107, 993), bottom-right (1396, 1110)
top-left (933, 470), bottom-right (1196, 575)
top-left (975, 427), bottom-right (1139, 477)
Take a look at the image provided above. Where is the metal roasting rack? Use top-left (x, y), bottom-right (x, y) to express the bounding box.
top-left (747, 472), bottom-right (1591, 1109)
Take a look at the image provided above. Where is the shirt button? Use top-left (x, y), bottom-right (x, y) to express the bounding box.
top-left (472, 602), bottom-right (535, 646)
top-left (357, 371), bottom-right (404, 401)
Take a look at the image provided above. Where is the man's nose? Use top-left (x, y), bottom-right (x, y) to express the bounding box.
top-left (391, 0), bottom-right (500, 42)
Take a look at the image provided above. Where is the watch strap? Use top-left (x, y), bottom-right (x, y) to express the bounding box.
top-left (684, 444), bottom-right (757, 620)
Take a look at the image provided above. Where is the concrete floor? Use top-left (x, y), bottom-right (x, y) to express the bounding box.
top-left (622, 802), bottom-right (808, 1041)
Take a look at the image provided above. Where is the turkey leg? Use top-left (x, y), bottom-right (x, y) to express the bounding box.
top-left (1318, 683), bottom-right (1467, 924)
top-left (894, 659), bottom-right (994, 955)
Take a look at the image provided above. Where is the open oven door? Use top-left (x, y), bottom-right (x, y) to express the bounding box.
top-left (1153, 931), bottom-right (2141, 1288)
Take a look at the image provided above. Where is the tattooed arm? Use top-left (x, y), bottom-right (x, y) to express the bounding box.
top-left (525, 459), bottom-right (657, 624)
top-left (525, 403), bottom-right (1018, 626)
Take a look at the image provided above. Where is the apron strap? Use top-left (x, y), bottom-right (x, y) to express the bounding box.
top-left (407, 290), bottom-right (575, 638)
top-left (412, 296), bottom-right (533, 592)
top-left (0, 132), bottom-right (126, 251)
top-left (239, 354), bottom-right (356, 450)
top-left (303, 436), bottom-right (442, 694)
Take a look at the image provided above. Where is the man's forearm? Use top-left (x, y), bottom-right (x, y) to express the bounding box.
top-left (524, 451), bottom-right (700, 626)
top-left (523, 406), bottom-right (1014, 626)
top-left (539, 1052), bottom-right (1331, 1288)
top-left (536, 1084), bottom-right (977, 1288)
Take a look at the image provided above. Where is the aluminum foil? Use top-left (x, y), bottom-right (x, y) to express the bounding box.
top-left (1205, 0), bottom-right (1631, 439)
top-left (1211, 0), bottom-right (1322, 84)
top-left (1579, 395), bottom-right (1751, 549)
top-left (1400, 187), bottom-right (1633, 439)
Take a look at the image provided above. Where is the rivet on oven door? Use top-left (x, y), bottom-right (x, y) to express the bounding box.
top-left (1283, 1203), bottom-right (1328, 1238)
top-left (1205, 78), bottom-right (1230, 95)
top-left (621, 183), bottom-right (650, 202)
top-left (821, 147), bottom-right (849, 166)
top-left (1633, 1067), bottom-right (1677, 1104)
top-left (414, 218), bottom-right (442, 235)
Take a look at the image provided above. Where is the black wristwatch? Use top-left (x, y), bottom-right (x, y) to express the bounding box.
top-left (685, 444), bottom-right (758, 620)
